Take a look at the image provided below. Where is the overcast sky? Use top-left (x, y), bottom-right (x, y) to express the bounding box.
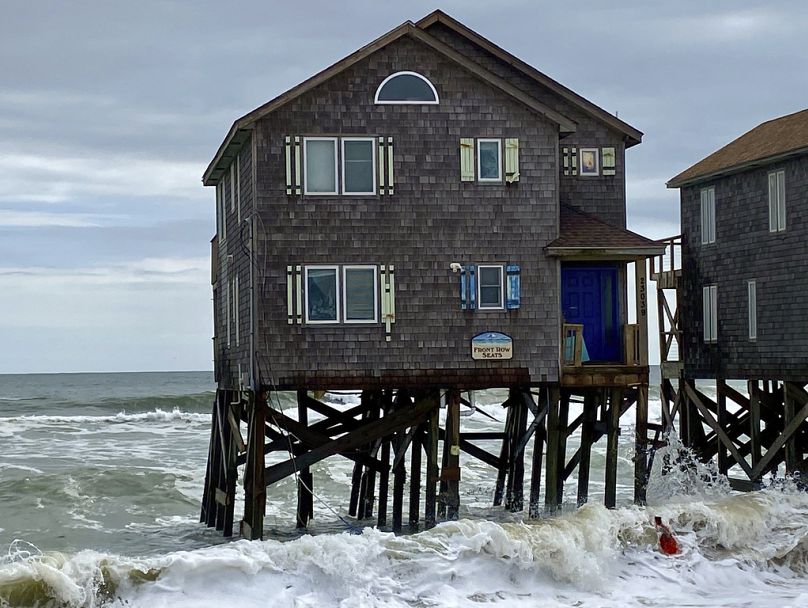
top-left (1, 1), bottom-right (806, 373)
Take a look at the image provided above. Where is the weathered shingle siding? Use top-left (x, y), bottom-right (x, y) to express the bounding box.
top-left (680, 155), bottom-right (808, 381)
top-left (424, 22), bottom-right (628, 228)
top-left (215, 138), bottom-right (254, 388)
top-left (252, 36), bottom-right (560, 389)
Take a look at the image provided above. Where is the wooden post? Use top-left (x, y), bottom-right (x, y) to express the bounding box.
top-left (348, 391), bottom-right (371, 517)
top-left (424, 394), bottom-right (439, 528)
top-left (358, 393), bottom-right (381, 520)
top-left (634, 384), bottom-right (648, 505)
top-left (506, 389), bottom-right (527, 512)
top-left (493, 401), bottom-right (513, 506)
top-left (529, 387), bottom-right (548, 518)
top-left (241, 390), bottom-right (266, 540)
top-left (377, 393), bottom-right (393, 528)
top-left (392, 429), bottom-right (406, 533)
top-left (784, 381), bottom-right (798, 474)
top-left (201, 391), bottom-right (221, 527)
top-left (408, 423), bottom-right (422, 529)
top-left (544, 388), bottom-right (561, 513)
top-left (716, 380), bottom-right (729, 475)
top-left (391, 392), bottom-right (408, 533)
top-left (441, 390), bottom-right (461, 520)
top-left (296, 389), bottom-right (312, 528)
top-left (555, 391), bottom-right (570, 505)
top-left (577, 391), bottom-right (596, 506)
top-left (748, 380), bottom-right (762, 472)
top-left (377, 435), bottom-right (391, 528)
top-left (604, 388), bottom-right (622, 509)
top-left (635, 258), bottom-right (649, 367)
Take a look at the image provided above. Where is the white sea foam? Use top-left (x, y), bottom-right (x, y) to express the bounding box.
top-left (0, 407), bottom-right (210, 428)
top-left (3, 493), bottom-right (807, 608)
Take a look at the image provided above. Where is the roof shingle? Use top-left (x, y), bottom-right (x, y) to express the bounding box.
top-left (546, 205), bottom-right (661, 253)
top-left (668, 108), bottom-right (808, 188)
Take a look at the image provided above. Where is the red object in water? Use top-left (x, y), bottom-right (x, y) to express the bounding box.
top-left (654, 516), bottom-right (680, 555)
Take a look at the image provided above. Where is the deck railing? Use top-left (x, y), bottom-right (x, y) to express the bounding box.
top-left (624, 323), bottom-right (641, 365)
top-left (562, 323), bottom-right (584, 367)
top-left (650, 234), bottom-right (682, 276)
top-left (562, 323), bottom-right (644, 367)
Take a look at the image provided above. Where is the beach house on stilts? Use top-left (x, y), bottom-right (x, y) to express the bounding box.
top-left (199, 10), bottom-right (665, 539)
top-left (656, 109), bottom-right (808, 488)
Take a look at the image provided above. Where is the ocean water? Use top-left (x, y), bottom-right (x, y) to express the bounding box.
top-left (1, 371), bottom-right (807, 607)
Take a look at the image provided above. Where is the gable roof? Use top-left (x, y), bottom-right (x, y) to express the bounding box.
top-left (668, 108), bottom-right (808, 188)
top-left (546, 205), bottom-right (663, 257)
top-left (203, 19), bottom-right (577, 185)
top-left (417, 10), bottom-right (643, 149)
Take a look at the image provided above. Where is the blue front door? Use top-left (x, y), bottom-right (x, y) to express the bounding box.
top-left (561, 265), bottom-right (620, 362)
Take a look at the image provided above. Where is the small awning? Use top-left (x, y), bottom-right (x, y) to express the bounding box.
top-left (546, 205), bottom-right (665, 259)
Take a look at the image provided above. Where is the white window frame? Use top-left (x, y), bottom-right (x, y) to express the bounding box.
top-left (216, 182), bottom-right (223, 239)
top-left (477, 139), bottom-right (502, 182)
top-left (703, 284), bottom-right (718, 343)
top-left (303, 137), bottom-right (339, 196)
top-left (374, 71), bottom-right (439, 105)
top-left (700, 186), bottom-right (716, 244)
top-left (768, 170), bottom-right (786, 233)
top-left (236, 155), bottom-right (241, 223)
top-left (304, 265), bottom-right (340, 324)
top-left (234, 274), bottom-right (240, 347)
top-left (230, 164), bottom-right (236, 212)
top-left (477, 264), bottom-right (505, 310)
top-left (747, 280), bottom-right (757, 340)
top-left (579, 147), bottom-right (600, 176)
top-left (341, 138), bottom-right (377, 195)
top-left (225, 279), bottom-right (231, 346)
top-left (342, 265), bottom-right (379, 324)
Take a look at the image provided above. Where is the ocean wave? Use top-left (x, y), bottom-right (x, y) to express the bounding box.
top-left (1, 407), bottom-right (210, 427)
top-left (2, 491), bottom-right (807, 607)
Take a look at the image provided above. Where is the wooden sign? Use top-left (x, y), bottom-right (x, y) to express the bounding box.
top-left (471, 332), bottom-right (513, 360)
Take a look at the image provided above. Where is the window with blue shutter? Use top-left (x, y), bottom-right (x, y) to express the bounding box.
top-left (506, 265), bottom-right (521, 309)
top-left (458, 262), bottom-right (520, 311)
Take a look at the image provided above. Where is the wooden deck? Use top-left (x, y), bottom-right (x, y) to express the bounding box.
top-left (561, 364), bottom-right (648, 388)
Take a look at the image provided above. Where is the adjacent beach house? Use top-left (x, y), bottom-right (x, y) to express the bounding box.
top-left (200, 10), bottom-right (664, 538)
top-left (659, 109), bottom-right (808, 486)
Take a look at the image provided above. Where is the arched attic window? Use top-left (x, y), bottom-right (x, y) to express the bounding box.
top-left (374, 71), bottom-right (439, 104)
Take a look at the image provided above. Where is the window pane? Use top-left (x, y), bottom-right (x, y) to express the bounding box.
top-left (479, 141), bottom-right (500, 179)
top-left (307, 269), bottom-right (337, 321)
top-left (479, 266), bottom-right (502, 307)
top-left (377, 73), bottom-right (437, 102)
top-left (305, 140), bottom-right (336, 193)
top-left (345, 268), bottom-right (376, 321)
top-left (344, 140), bottom-right (374, 193)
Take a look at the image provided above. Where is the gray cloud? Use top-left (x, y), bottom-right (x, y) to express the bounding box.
top-left (1, 0), bottom-right (806, 371)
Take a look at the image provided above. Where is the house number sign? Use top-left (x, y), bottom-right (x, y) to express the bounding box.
top-left (471, 332), bottom-right (513, 360)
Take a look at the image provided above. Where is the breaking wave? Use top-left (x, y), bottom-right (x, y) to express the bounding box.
top-left (2, 489), bottom-right (807, 608)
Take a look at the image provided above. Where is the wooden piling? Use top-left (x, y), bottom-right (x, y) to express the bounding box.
top-left (604, 388), bottom-right (622, 509)
top-left (408, 422), bottom-right (422, 529)
top-left (716, 379), bottom-right (729, 475)
top-left (241, 390), bottom-right (266, 540)
top-left (441, 389), bottom-right (461, 519)
top-left (493, 400), bottom-right (513, 507)
top-left (748, 380), bottom-right (762, 470)
top-left (634, 384), bottom-right (649, 505)
top-left (424, 395), bottom-right (439, 527)
top-left (544, 389), bottom-right (561, 513)
top-left (577, 391), bottom-right (596, 506)
top-left (296, 389), bottom-right (313, 528)
top-left (506, 389), bottom-right (527, 512)
top-left (528, 387), bottom-right (548, 518)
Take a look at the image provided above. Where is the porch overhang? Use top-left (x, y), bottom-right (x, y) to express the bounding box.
top-left (546, 246), bottom-right (664, 260)
top-left (547, 204), bottom-right (665, 260)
